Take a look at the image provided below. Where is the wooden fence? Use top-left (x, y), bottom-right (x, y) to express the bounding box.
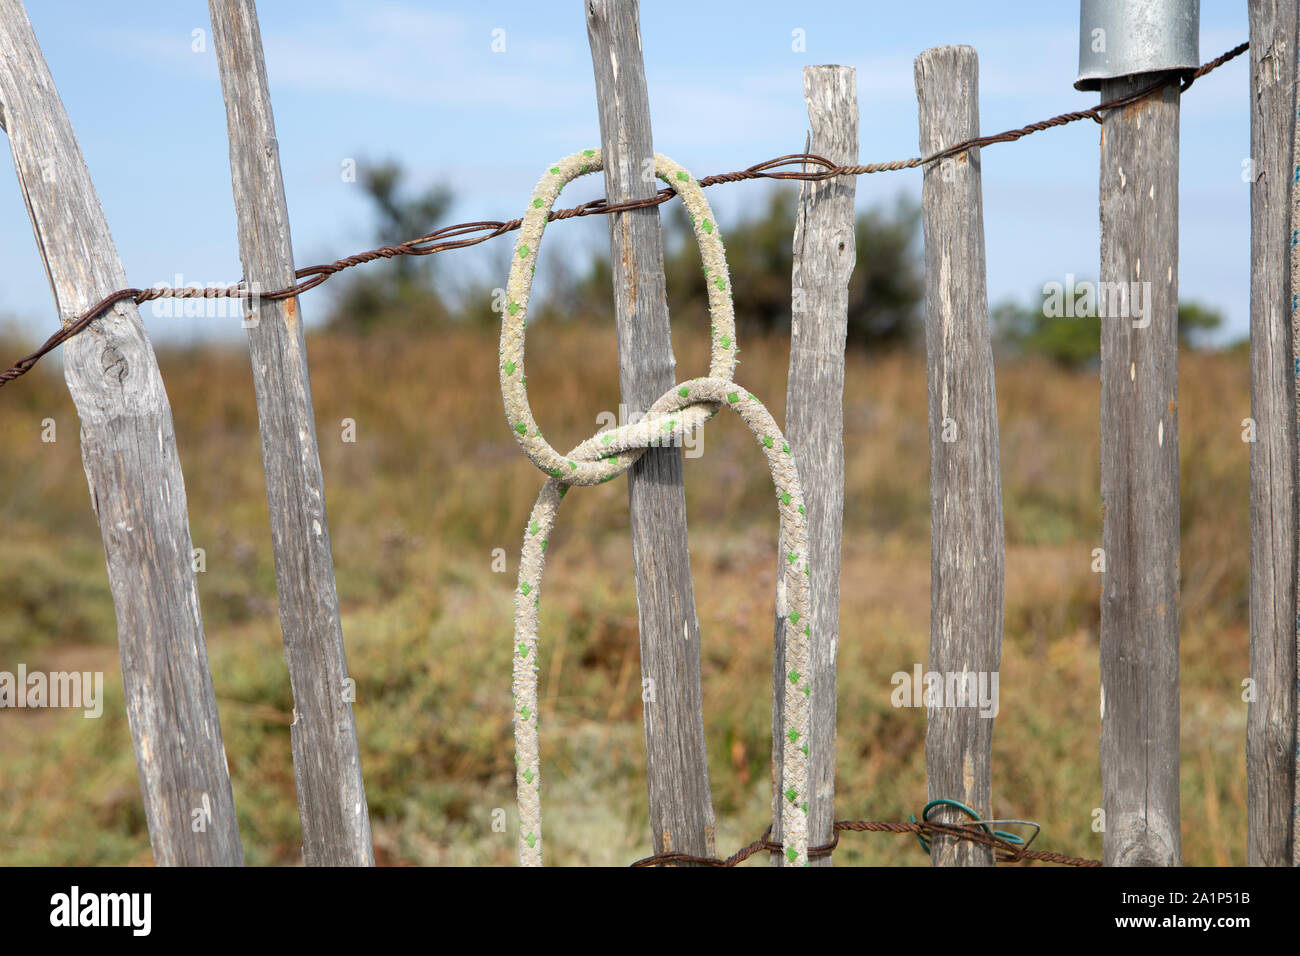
top-left (0, 0), bottom-right (1295, 867)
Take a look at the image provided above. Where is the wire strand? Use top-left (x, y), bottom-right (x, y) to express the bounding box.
top-left (0, 41), bottom-right (1248, 389)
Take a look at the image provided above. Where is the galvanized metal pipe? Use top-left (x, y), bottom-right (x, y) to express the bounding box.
top-left (1076, 0), bottom-right (1199, 91)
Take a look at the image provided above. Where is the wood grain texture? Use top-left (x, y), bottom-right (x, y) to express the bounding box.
top-left (1247, 0), bottom-right (1299, 868)
top-left (0, 0), bottom-right (243, 865)
top-left (209, 0), bottom-right (373, 866)
top-left (914, 46), bottom-right (1004, 868)
top-left (770, 65), bottom-right (856, 866)
top-left (585, 0), bottom-right (715, 861)
top-left (1098, 73), bottom-right (1182, 867)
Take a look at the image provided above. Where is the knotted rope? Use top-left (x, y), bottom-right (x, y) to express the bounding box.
top-left (500, 149), bottom-right (813, 866)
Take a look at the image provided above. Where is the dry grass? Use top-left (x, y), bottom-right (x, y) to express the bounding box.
top-left (0, 321), bottom-right (1251, 865)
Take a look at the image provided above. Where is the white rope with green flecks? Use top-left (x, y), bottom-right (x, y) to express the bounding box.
top-left (501, 149), bottom-right (813, 867)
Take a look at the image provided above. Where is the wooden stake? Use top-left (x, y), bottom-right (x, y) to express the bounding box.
top-left (585, 0), bottom-right (715, 861)
top-left (772, 64), bottom-right (857, 866)
top-left (1097, 71), bottom-right (1182, 867)
top-left (0, 0), bottom-right (242, 865)
top-left (1246, 0), bottom-right (1299, 868)
top-left (209, 0), bottom-right (373, 866)
top-left (915, 45), bottom-right (1005, 867)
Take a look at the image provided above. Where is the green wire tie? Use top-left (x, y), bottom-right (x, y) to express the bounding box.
top-left (909, 798), bottom-right (1031, 856)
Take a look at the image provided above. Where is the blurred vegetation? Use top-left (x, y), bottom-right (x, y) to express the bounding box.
top-left (0, 316), bottom-right (1251, 865)
top-left (329, 161), bottom-right (1229, 368)
top-left (327, 160), bottom-right (454, 335)
top-left (656, 189), bottom-right (922, 347)
top-left (993, 282), bottom-right (1225, 367)
top-left (0, 162), bottom-right (1251, 866)
top-left (327, 161), bottom-right (924, 348)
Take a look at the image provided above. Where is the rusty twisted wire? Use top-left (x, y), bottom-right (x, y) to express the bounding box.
top-left (0, 41), bottom-right (1247, 390)
top-left (631, 818), bottom-right (1103, 867)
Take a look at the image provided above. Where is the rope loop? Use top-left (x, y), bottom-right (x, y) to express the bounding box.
top-left (499, 149), bottom-right (737, 486)
top-left (501, 151), bottom-right (812, 868)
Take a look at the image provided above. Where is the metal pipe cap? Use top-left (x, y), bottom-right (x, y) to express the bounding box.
top-left (1075, 0), bottom-right (1200, 91)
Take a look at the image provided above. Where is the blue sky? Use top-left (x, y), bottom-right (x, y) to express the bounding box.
top-left (0, 1), bottom-right (1254, 349)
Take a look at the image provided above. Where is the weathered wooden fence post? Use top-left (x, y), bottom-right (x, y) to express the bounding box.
top-left (1077, 0), bottom-right (1188, 866)
top-left (584, 0), bottom-right (715, 862)
top-left (209, 0), bottom-right (373, 866)
top-left (771, 65), bottom-right (856, 866)
top-left (0, 0), bottom-right (243, 865)
top-left (1246, 0), bottom-right (1299, 869)
top-left (914, 45), bottom-right (1005, 867)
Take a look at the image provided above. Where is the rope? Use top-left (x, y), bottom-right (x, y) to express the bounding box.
top-left (0, 41), bottom-right (1249, 391)
top-left (500, 150), bottom-right (812, 866)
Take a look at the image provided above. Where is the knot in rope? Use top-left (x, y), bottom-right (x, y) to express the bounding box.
top-left (500, 149), bottom-right (814, 866)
